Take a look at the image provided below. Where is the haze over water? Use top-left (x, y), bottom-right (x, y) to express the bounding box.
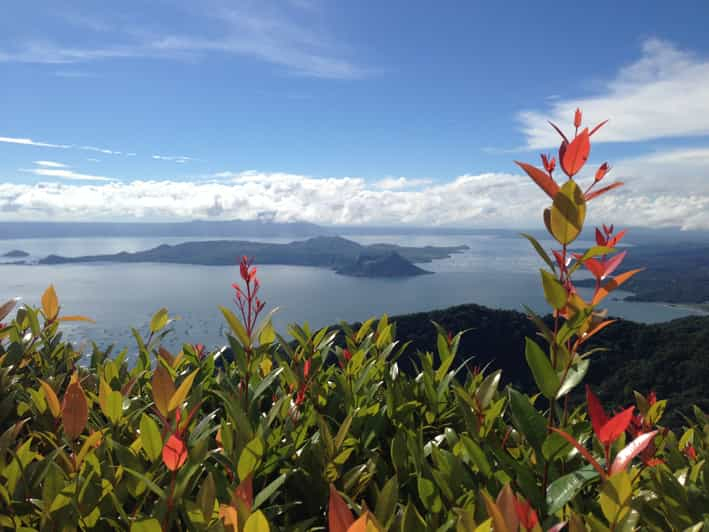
top-left (1, 232), bottom-right (705, 358)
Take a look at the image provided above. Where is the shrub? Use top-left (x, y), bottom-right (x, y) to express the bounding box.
top-left (0, 111), bottom-right (707, 530)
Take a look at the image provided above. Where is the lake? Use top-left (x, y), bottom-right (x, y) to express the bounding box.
top-left (1, 233), bottom-right (705, 357)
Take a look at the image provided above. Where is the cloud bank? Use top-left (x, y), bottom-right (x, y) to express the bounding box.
top-left (2, 163), bottom-right (708, 229)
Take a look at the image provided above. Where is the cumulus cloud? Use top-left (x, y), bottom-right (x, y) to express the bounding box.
top-left (1, 166), bottom-right (707, 229)
top-left (520, 39), bottom-right (709, 148)
top-left (374, 177), bottom-right (434, 190)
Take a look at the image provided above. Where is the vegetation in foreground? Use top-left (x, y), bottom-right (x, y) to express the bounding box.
top-left (1, 110), bottom-right (708, 531)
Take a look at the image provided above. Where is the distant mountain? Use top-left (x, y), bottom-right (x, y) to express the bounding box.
top-left (335, 252), bottom-right (431, 277)
top-left (39, 236), bottom-right (468, 277)
top-left (1, 249), bottom-right (29, 258)
top-left (0, 220), bottom-right (328, 239)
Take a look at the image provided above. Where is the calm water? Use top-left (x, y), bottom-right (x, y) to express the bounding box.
top-left (1, 234), bottom-right (705, 357)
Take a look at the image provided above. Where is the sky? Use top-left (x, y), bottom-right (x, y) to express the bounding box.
top-left (1, 0), bottom-right (709, 229)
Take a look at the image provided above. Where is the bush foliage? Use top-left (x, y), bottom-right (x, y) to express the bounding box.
top-left (1, 111), bottom-right (708, 531)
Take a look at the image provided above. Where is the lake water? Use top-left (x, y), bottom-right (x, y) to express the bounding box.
top-left (1, 233), bottom-right (705, 356)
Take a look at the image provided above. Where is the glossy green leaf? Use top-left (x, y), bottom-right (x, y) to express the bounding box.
top-left (525, 337), bottom-right (560, 399)
top-left (149, 308), bottom-right (169, 333)
top-left (140, 414), bottom-right (162, 462)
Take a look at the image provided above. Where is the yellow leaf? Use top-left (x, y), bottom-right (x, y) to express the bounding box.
top-left (243, 510), bottom-right (270, 532)
top-left (58, 315), bottom-right (96, 323)
top-left (76, 430), bottom-right (103, 468)
top-left (152, 365), bottom-right (175, 418)
top-left (99, 377), bottom-right (111, 416)
top-left (482, 491), bottom-right (510, 532)
top-left (168, 369), bottom-right (199, 412)
top-left (41, 284), bottom-right (59, 320)
top-left (259, 358), bottom-right (273, 377)
top-left (39, 379), bottom-right (61, 418)
top-left (549, 180), bottom-right (586, 245)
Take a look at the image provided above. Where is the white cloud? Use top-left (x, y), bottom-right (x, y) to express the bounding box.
top-left (374, 177), bottom-right (434, 190)
top-left (2, 167), bottom-right (707, 229)
top-left (20, 166), bottom-right (117, 182)
top-left (34, 160), bottom-right (67, 168)
top-left (152, 154), bottom-right (196, 164)
top-left (0, 136), bottom-right (71, 149)
top-left (0, 3), bottom-right (367, 79)
top-left (80, 145), bottom-right (122, 155)
top-left (520, 39), bottom-right (709, 148)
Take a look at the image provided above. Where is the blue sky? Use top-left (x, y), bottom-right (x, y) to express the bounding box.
top-left (1, 1), bottom-right (709, 228)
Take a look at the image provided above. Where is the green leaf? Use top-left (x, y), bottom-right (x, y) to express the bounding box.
top-left (401, 501), bottom-right (427, 532)
top-left (131, 519), bottom-right (162, 532)
top-left (521, 233), bottom-right (555, 271)
top-left (508, 389), bottom-right (547, 452)
top-left (105, 390), bottom-right (123, 424)
top-left (140, 414), bottom-right (162, 462)
top-left (375, 475), bottom-right (398, 527)
top-left (197, 472), bottom-right (216, 522)
top-left (550, 179), bottom-right (586, 245)
top-left (525, 337), bottom-right (560, 399)
top-left (149, 308), bottom-right (169, 334)
top-left (258, 320), bottom-right (276, 345)
top-left (546, 466), bottom-right (599, 514)
top-left (253, 473), bottom-right (287, 510)
top-left (540, 269), bottom-right (567, 310)
top-left (556, 359), bottom-right (589, 399)
top-left (220, 306), bottom-right (251, 347)
top-left (238, 437), bottom-right (264, 481)
top-left (475, 369), bottom-right (501, 410)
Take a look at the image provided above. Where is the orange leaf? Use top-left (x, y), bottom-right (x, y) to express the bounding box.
top-left (515, 161), bottom-right (560, 199)
top-left (347, 511), bottom-right (380, 532)
top-left (589, 119), bottom-right (608, 136)
top-left (62, 373), bottom-right (88, 440)
top-left (219, 504), bottom-right (239, 532)
top-left (232, 473), bottom-right (254, 511)
top-left (329, 484), bottom-right (355, 532)
top-left (162, 433), bottom-right (188, 471)
top-left (561, 128), bottom-right (590, 177)
top-left (592, 268), bottom-right (644, 305)
top-left (548, 121), bottom-right (569, 143)
top-left (0, 298), bottom-right (18, 322)
top-left (585, 182), bottom-right (623, 201)
top-left (496, 484), bottom-right (520, 531)
top-left (41, 284), bottom-right (59, 321)
top-left (482, 491), bottom-right (511, 532)
top-left (152, 364), bottom-right (175, 418)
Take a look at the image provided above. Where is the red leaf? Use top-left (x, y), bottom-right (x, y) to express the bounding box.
top-left (607, 229), bottom-right (627, 247)
top-left (549, 427), bottom-right (606, 478)
top-left (594, 162), bottom-right (611, 182)
top-left (589, 119), bottom-right (609, 136)
top-left (599, 406), bottom-right (635, 445)
top-left (515, 161), bottom-right (560, 199)
top-left (610, 430), bottom-right (658, 475)
top-left (583, 258), bottom-right (604, 280)
top-left (561, 128), bottom-right (590, 177)
top-left (592, 268), bottom-right (644, 305)
top-left (595, 228), bottom-right (606, 246)
top-left (586, 386), bottom-right (608, 440)
top-left (328, 484), bottom-right (355, 532)
top-left (585, 182), bottom-right (624, 201)
top-left (233, 473), bottom-right (254, 511)
top-left (513, 496), bottom-right (539, 530)
top-left (162, 434), bottom-right (188, 471)
top-left (548, 121), bottom-right (569, 143)
top-left (602, 251), bottom-right (627, 280)
top-left (574, 108), bottom-right (582, 129)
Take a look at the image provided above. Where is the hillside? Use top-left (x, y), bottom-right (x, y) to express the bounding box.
top-left (335, 303), bottom-right (709, 426)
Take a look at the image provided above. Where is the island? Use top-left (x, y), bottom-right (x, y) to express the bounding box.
top-left (38, 236), bottom-right (468, 277)
top-left (2, 250), bottom-right (29, 258)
